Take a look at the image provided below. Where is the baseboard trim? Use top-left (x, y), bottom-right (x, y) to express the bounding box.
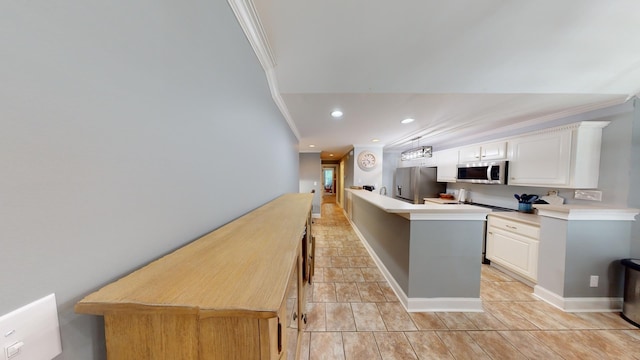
top-left (533, 285), bottom-right (622, 312)
top-left (407, 298), bottom-right (483, 313)
top-left (348, 222), bottom-right (410, 310)
top-left (350, 221), bottom-right (482, 312)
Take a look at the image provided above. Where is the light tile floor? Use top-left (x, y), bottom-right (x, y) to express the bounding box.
top-left (300, 195), bottom-right (640, 360)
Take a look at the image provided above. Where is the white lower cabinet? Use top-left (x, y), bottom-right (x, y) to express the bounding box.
top-left (486, 215), bottom-right (540, 282)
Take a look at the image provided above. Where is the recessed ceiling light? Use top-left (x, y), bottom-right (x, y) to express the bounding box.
top-left (331, 110), bottom-right (343, 118)
top-left (329, 154), bottom-right (334, 157)
top-left (309, 144), bottom-right (316, 148)
top-left (372, 139), bottom-right (380, 142)
top-left (401, 118), bottom-right (415, 124)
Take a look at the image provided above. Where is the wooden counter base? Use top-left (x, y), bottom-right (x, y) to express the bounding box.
top-left (76, 193), bottom-right (314, 359)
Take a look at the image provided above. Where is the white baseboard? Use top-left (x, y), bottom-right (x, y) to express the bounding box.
top-left (350, 221), bottom-right (482, 312)
top-left (534, 285), bottom-right (622, 312)
top-left (407, 298), bottom-right (483, 313)
top-left (347, 222), bottom-right (409, 310)
top-left (348, 218), bottom-right (618, 313)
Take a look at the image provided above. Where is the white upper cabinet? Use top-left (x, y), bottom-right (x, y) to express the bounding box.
top-left (459, 141), bottom-right (507, 163)
top-left (435, 148), bottom-right (458, 182)
top-left (481, 141), bottom-right (508, 161)
top-left (458, 145), bottom-right (481, 163)
top-left (507, 121), bottom-right (609, 188)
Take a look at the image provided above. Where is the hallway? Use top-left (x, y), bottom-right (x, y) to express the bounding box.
top-left (299, 194), bottom-right (640, 359)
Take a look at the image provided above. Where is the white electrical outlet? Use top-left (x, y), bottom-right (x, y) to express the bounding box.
top-left (589, 275), bottom-right (599, 287)
top-left (0, 294), bottom-right (62, 360)
top-left (575, 190), bottom-right (603, 201)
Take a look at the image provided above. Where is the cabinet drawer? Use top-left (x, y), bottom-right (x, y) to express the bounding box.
top-left (488, 217), bottom-right (539, 239)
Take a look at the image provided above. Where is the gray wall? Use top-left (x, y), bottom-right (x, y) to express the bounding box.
top-left (537, 218), bottom-right (569, 296)
top-left (352, 196), bottom-right (411, 292)
top-left (564, 221), bottom-right (630, 297)
top-left (299, 153), bottom-right (322, 215)
top-left (0, 1), bottom-right (298, 359)
top-left (351, 195), bottom-right (483, 299)
top-left (409, 221), bottom-right (483, 298)
top-left (538, 217), bottom-right (631, 298)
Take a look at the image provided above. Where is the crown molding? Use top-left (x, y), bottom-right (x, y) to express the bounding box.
top-left (227, 0), bottom-right (275, 70)
top-left (227, 0), bottom-right (301, 140)
top-left (385, 95), bottom-right (630, 150)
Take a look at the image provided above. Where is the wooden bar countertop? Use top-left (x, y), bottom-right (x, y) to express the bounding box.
top-left (75, 193), bottom-right (313, 319)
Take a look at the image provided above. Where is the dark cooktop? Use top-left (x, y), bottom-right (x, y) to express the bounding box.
top-left (464, 202), bottom-right (516, 212)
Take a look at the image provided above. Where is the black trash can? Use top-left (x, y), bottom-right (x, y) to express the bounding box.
top-left (621, 259), bottom-right (640, 328)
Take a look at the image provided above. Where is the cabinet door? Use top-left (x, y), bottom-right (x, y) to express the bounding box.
top-left (481, 141), bottom-right (507, 161)
top-left (486, 227), bottom-right (538, 281)
top-left (459, 146), bottom-right (481, 163)
top-left (284, 259), bottom-right (300, 360)
top-left (436, 149), bottom-right (458, 182)
top-left (508, 130), bottom-right (572, 186)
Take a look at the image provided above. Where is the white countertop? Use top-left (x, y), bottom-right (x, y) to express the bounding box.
top-left (424, 197), bottom-right (460, 204)
top-left (347, 189), bottom-right (490, 221)
top-left (533, 204), bottom-right (639, 221)
top-left (488, 211), bottom-right (541, 226)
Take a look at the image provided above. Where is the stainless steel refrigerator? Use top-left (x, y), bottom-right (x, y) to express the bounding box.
top-left (394, 166), bottom-right (446, 204)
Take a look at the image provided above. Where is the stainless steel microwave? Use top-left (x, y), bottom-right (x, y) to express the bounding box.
top-left (456, 161), bottom-right (508, 184)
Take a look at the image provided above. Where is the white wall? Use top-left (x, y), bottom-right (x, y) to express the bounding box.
top-left (630, 99), bottom-right (640, 257)
top-left (342, 149), bottom-right (355, 201)
top-left (382, 151), bottom-right (401, 196)
top-left (0, 1), bottom-right (298, 359)
top-left (352, 146), bottom-right (384, 190)
top-left (299, 153), bottom-right (322, 215)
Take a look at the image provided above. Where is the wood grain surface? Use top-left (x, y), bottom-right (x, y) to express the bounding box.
top-left (75, 193), bottom-right (313, 317)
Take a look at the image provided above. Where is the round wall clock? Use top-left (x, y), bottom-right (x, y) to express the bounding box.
top-left (357, 151), bottom-right (377, 171)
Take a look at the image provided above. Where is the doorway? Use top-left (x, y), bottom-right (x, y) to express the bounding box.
top-left (323, 167), bottom-right (335, 194)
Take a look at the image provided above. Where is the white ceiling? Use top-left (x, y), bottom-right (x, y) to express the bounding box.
top-left (249, 0), bottom-right (640, 159)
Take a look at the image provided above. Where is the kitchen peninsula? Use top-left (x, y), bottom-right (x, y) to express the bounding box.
top-left (345, 189), bottom-right (491, 312)
top-left (533, 204), bottom-right (639, 312)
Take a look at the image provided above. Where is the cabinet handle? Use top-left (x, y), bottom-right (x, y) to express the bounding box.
top-left (303, 313), bottom-right (307, 324)
top-left (277, 320), bottom-right (282, 353)
top-left (506, 225), bottom-right (517, 230)
top-left (293, 312), bottom-right (297, 321)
